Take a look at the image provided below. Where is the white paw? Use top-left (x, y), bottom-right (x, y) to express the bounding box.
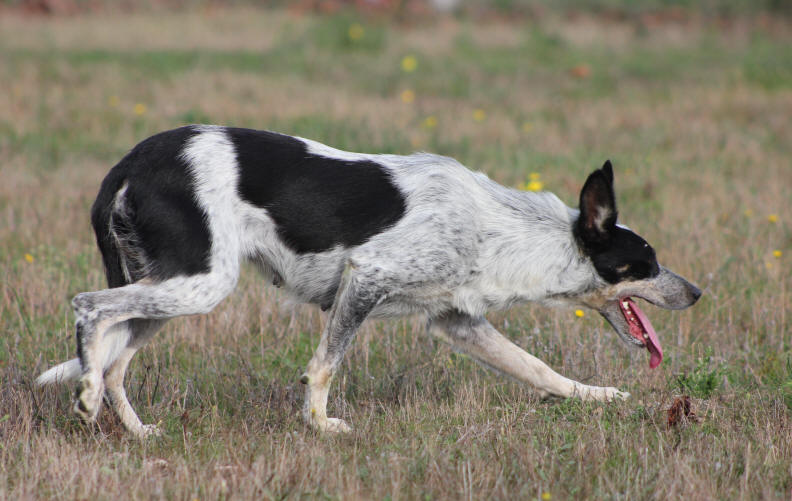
top-left (307, 415), bottom-right (353, 433)
top-left (323, 418), bottom-right (352, 433)
top-left (598, 386), bottom-right (630, 401)
top-left (575, 385), bottom-right (630, 402)
top-left (135, 424), bottom-right (163, 439)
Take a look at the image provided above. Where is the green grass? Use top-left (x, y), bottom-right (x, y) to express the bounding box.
top-left (0, 6), bottom-right (791, 500)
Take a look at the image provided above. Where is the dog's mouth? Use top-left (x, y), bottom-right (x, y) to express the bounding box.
top-left (618, 297), bottom-right (663, 369)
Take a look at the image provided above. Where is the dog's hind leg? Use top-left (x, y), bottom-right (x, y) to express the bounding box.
top-left (300, 263), bottom-right (384, 433)
top-left (103, 319), bottom-right (166, 438)
top-left (429, 310), bottom-right (629, 402)
top-left (72, 270), bottom-right (238, 424)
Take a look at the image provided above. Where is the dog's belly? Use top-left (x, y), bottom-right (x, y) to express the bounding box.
top-left (254, 248), bottom-right (459, 317)
top-left (251, 249), bottom-right (346, 308)
top-left (370, 293), bottom-right (455, 318)
top-left (242, 207), bottom-right (480, 317)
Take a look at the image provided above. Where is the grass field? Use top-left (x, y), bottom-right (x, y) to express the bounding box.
top-left (1, 5), bottom-right (791, 499)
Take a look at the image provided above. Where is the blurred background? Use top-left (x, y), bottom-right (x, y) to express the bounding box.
top-left (1, 1), bottom-right (790, 499)
top-left (2, 0), bottom-right (790, 187)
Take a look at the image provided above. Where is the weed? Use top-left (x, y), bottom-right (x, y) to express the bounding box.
top-left (672, 348), bottom-right (726, 399)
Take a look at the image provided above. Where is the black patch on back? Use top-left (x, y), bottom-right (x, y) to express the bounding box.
top-left (228, 127), bottom-right (407, 253)
top-left (91, 126), bottom-right (212, 283)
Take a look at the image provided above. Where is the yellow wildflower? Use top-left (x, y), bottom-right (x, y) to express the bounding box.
top-left (422, 116), bottom-right (437, 129)
top-left (773, 250), bottom-right (782, 258)
top-left (401, 55), bottom-right (417, 73)
top-left (542, 492), bottom-right (552, 500)
top-left (24, 253), bottom-right (34, 263)
top-left (348, 23), bottom-right (365, 41)
top-left (108, 95), bottom-right (120, 107)
top-left (517, 180), bottom-right (544, 192)
top-left (133, 103), bottom-right (147, 116)
top-left (522, 122), bottom-right (533, 133)
top-left (575, 309), bottom-right (584, 318)
top-left (744, 209), bottom-right (753, 217)
top-left (400, 89), bottom-right (415, 104)
top-left (472, 109), bottom-right (486, 122)
top-left (768, 214), bottom-right (778, 223)
top-left (526, 180), bottom-right (543, 191)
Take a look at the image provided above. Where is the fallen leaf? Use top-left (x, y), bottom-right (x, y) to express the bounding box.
top-left (667, 395), bottom-right (698, 428)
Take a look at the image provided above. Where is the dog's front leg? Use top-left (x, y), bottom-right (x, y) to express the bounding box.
top-left (429, 310), bottom-right (629, 402)
top-left (300, 264), bottom-right (383, 433)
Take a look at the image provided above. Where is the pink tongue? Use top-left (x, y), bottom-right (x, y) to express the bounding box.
top-left (626, 298), bottom-right (663, 369)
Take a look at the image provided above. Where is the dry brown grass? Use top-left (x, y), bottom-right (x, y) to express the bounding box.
top-left (1, 6), bottom-right (791, 500)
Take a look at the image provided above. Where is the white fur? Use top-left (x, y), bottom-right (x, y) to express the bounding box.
top-left (36, 358), bottom-right (81, 385)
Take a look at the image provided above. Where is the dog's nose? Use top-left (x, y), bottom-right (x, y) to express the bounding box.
top-left (689, 284), bottom-right (702, 303)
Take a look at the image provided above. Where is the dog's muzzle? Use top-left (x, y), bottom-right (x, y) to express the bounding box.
top-left (598, 266), bottom-right (701, 369)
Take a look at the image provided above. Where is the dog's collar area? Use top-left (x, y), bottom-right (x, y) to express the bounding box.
top-left (618, 297), bottom-right (663, 369)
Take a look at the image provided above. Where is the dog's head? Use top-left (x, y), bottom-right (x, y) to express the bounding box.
top-left (573, 161), bottom-right (701, 368)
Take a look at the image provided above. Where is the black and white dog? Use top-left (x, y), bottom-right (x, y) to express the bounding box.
top-left (37, 125), bottom-right (701, 437)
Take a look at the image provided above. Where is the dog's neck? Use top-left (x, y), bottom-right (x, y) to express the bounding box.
top-left (455, 182), bottom-right (599, 314)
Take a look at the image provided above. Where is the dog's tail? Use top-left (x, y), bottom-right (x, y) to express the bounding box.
top-left (36, 358), bottom-right (81, 385)
top-left (36, 358), bottom-right (82, 386)
top-left (38, 170), bottom-right (141, 387)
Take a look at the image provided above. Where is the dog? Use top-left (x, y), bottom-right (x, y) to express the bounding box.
top-left (37, 125), bottom-right (701, 437)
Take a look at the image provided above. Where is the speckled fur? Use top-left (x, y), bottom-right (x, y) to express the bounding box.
top-left (37, 126), bottom-right (700, 437)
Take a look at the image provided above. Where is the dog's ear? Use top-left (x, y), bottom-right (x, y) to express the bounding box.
top-left (577, 160), bottom-right (617, 247)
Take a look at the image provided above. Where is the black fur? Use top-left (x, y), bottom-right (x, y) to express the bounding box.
top-left (588, 228), bottom-right (659, 283)
top-left (575, 161), bottom-right (659, 284)
top-left (91, 126), bottom-right (213, 284)
top-left (577, 160), bottom-right (617, 248)
top-left (92, 178), bottom-right (130, 288)
top-left (228, 128), bottom-right (406, 254)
